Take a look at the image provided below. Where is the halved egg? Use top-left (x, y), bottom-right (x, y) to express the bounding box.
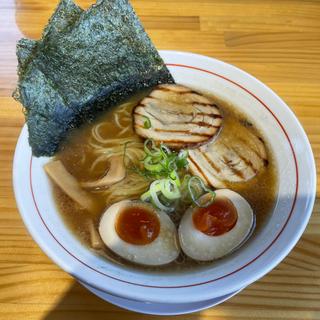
top-left (179, 189), bottom-right (254, 261)
top-left (99, 200), bottom-right (180, 266)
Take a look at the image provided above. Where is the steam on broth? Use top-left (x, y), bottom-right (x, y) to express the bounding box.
top-left (50, 85), bottom-right (277, 271)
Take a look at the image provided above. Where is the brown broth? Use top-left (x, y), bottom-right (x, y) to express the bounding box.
top-left (51, 89), bottom-right (278, 272)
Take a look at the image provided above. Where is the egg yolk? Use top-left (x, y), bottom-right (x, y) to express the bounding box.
top-left (193, 197), bottom-right (238, 236)
top-left (116, 205), bottom-right (160, 245)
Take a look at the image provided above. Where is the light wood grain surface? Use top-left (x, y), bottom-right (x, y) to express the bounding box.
top-left (0, 0), bottom-right (319, 319)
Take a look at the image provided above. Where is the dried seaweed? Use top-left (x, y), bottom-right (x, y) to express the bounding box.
top-left (14, 0), bottom-right (174, 156)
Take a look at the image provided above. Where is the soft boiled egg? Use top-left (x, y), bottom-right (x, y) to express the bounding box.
top-left (179, 189), bottom-right (254, 261)
top-left (99, 200), bottom-right (180, 266)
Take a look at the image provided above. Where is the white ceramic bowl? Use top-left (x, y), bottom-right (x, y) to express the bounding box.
top-left (13, 51), bottom-right (316, 306)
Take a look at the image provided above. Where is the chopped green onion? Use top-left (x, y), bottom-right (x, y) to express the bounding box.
top-left (140, 178), bottom-right (180, 211)
top-left (141, 190), bottom-right (151, 202)
top-left (161, 179), bottom-right (181, 200)
top-left (187, 176), bottom-right (216, 207)
top-left (178, 149), bottom-right (188, 159)
top-left (169, 170), bottom-right (181, 187)
top-left (138, 140), bottom-right (215, 211)
top-left (176, 149), bottom-right (189, 169)
top-left (144, 139), bottom-right (160, 157)
top-left (143, 155), bottom-right (163, 172)
top-left (141, 140), bottom-right (188, 178)
top-left (203, 189), bottom-right (216, 205)
top-left (149, 180), bottom-right (174, 212)
top-left (143, 116), bottom-right (152, 129)
top-left (176, 158), bottom-right (188, 169)
top-left (160, 144), bottom-right (171, 157)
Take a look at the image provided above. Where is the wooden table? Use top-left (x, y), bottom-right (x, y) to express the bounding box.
top-left (1, 0), bottom-right (319, 319)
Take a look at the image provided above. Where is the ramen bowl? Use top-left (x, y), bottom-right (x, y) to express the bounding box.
top-left (13, 51), bottom-right (316, 314)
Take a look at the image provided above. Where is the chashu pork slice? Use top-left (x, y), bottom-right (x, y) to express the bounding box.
top-left (188, 122), bottom-right (268, 188)
top-left (133, 84), bottom-right (223, 149)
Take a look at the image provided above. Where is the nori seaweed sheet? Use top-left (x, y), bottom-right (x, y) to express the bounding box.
top-left (14, 0), bottom-right (174, 157)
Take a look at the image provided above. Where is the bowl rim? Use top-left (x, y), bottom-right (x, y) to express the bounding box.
top-left (13, 50), bottom-right (317, 303)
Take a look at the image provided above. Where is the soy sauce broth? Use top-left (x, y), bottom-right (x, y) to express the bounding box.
top-left (51, 90), bottom-right (278, 272)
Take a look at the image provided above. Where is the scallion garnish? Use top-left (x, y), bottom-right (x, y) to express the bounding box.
top-left (136, 139), bottom-right (215, 212)
top-left (143, 116), bottom-right (152, 129)
top-left (187, 176), bottom-right (216, 207)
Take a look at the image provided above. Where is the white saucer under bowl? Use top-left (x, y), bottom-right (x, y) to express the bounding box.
top-left (80, 281), bottom-right (244, 315)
